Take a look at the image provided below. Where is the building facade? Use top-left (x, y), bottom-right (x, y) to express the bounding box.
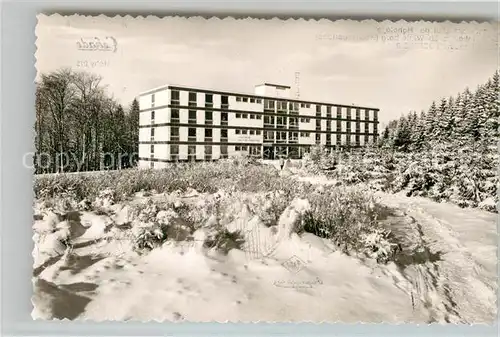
top-left (138, 83), bottom-right (379, 168)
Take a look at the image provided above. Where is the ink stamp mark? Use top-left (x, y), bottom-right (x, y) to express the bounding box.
top-left (76, 36), bottom-right (118, 53)
top-left (281, 255), bottom-right (306, 274)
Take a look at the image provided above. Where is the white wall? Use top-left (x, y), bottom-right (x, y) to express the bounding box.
top-left (154, 107), bottom-right (169, 124)
top-left (254, 84), bottom-right (291, 98)
top-left (154, 126), bottom-right (169, 141)
top-left (138, 144), bottom-right (150, 160)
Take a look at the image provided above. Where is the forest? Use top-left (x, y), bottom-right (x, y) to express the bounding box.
top-left (34, 68), bottom-right (139, 173)
top-left (379, 71), bottom-right (499, 151)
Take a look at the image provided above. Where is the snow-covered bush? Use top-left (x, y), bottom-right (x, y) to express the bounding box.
top-left (132, 223), bottom-right (169, 251)
top-left (361, 228), bottom-right (399, 263)
top-left (300, 185), bottom-right (397, 259)
top-left (203, 228), bottom-right (245, 255)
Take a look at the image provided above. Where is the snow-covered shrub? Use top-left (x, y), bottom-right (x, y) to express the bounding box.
top-left (132, 223), bottom-right (169, 251)
top-left (93, 188), bottom-right (116, 208)
top-left (256, 190), bottom-right (294, 227)
top-left (203, 228), bottom-right (245, 255)
top-left (300, 185), bottom-right (397, 258)
top-left (361, 228), bottom-right (399, 263)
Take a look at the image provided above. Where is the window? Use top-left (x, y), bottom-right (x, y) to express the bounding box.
top-left (171, 109), bottom-right (179, 122)
top-left (188, 110), bottom-right (197, 122)
top-left (256, 114), bottom-right (262, 119)
top-left (171, 90), bottom-right (180, 104)
top-left (205, 110), bottom-right (213, 122)
top-left (236, 97), bottom-right (242, 102)
top-left (264, 115), bottom-right (275, 125)
top-left (242, 130), bottom-right (248, 135)
top-left (256, 130), bottom-right (261, 135)
top-left (250, 130), bottom-right (255, 135)
top-left (171, 145), bottom-right (179, 155)
top-left (250, 114), bottom-right (255, 119)
top-left (301, 103), bottom-right (305, 108)
top-left (276, 116), bottom-right (286, 126)
top-left (151, 94), bottom-right (155, 104)
top-left (300, 132), bottom-right (310, 137)
top-left (235, 146), bottom-right (241, 151)
top-left (289, 102), bottom-right (299, 111)
top-left (316, 105), bottom-right (321, 113)
top-left (264, 131), bottom-right (274, 141)
top-left (171, 127), bottom-right (179, 141)
top-left (205, 129), bottom-right (212, 138)
top-left (242, 97), bottom-right (248, 103)
top-left (205, 145), bottom-right (212, 158)
top-left (189, 92), bottom-right (197, 103)
top-left (241, 146), bottom-right (248, 151)
top-left (221, 112), bottom-right (228, 124)
top-left (242, 114), bottom-right (248, 119)
top-left (150, 144), bottom-right (154, 153)
top-left (256, 99), bottom-right (262, 104)
top-left (289, 118), bottom-right (298, 126)
top-left (306, 103), bottom-right (311, 108)
top-left (278, 101), bottom-right (287, 111)
top-left (150, 161), bottom-right (154, 168)
top-left (205, 94), bottom-right (213, 104)
top-left (276, 131), bottom-right (287, 142)
top-left (221, 95), bottom-right (228, 106)
top-left (221, 145), bottom-right (228, 155)
top-left (150, 128), bottom-right (155, 139)
top-left (188, 145), bottom-right (196, 161)
top-left (236, 129), bottom-right (241, 135)
top-left (264, 99), bottom-right (275, 110)
top-left (250, 98), bottom-right (255, 103)
top-left (151, 111), bottom-right (155, 121)
top-left (188, 128), bottom-right (196, 139)
top-left (221, 129), bottom-right (228, 138)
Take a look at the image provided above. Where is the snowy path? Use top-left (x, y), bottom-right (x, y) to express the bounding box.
top-left (377, 192), bottom-right (497, 324)
top-left (289, 171), bottom-right (497, 323)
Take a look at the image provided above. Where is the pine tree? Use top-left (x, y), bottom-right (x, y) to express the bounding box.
top-left (435, 97), bottom-right (450, 141)
top-left (424, 101), bottom-right (438, 142)
top-left (455, 87), bottom-right (473, 142)
top-left (394, 116), bottom-right (411, 151)
top-left (481, 71), bottom-right (499, 143)
top-left (466, 85), bottom-right (486, 142)
top-left (414, 110), bottom-right (427, 150)
top-left (126, 98), bottom-right (140, 167)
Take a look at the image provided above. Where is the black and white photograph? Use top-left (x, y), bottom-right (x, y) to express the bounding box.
top-left (32, 14), bottom-right (498, 323)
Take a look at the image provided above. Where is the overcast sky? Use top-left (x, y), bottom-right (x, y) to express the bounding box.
top-left (36, 15), bottom-right (498, 124)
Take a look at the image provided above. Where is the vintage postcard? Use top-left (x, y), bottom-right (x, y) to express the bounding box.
top-left (32, 14), bottom-right (498, 323)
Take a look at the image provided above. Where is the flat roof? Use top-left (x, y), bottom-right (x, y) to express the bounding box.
top-left (139, 84), bottom-right (379, 111)
top-left (255, 83), bottom-right (292, 89)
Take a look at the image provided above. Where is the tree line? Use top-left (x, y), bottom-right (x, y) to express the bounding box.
top-left (379, 70), bottom-right (499, 151)
top-left (34, 68), bottom-right (140, 174)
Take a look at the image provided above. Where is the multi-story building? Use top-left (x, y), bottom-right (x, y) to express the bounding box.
top-left (138, 83), bottom-right (379, 168)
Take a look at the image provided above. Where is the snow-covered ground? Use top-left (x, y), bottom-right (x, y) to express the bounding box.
top-left (32, 172), bottom-right (497, 323)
